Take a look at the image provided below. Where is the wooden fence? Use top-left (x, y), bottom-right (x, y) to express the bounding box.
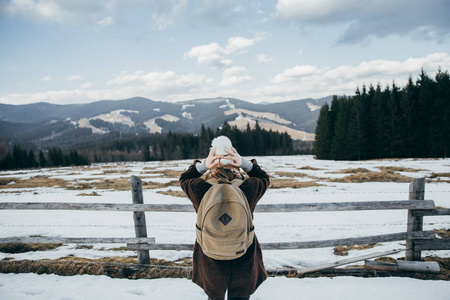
top-left (1, 176), bottom-right (449, 273)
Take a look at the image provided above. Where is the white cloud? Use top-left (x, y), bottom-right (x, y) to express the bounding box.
top-left (224, 37), bottom-right (257, 54)
top-left (270, 52), bottom-right (450, 99)
top-left (3, 0), bottom-right (115, 24)
top-left (42, 76), bottom-right (52, 81)
top-left (276, 0), bottom-right (450, 44)
top-left (152, 0), bottom-right (187, 29)
top-left (66, 75), bottom-right (84, 81)
top-left (2, 53), bottom-right (449, 105)
top-left (273, 65), bottom-right (320, 83)
top-left (184, 43), bottom-right (233, 69)
top-left (106, 70), bottom-right (206, 92)
top-left (95, 16), bottom-right (113, 31)
top-left (219, 66), bottom-right (251, 87)
top-left (256, 54), bottom-right (273, 64)
top-left (184, 34), bottom-right (266, 69)
top-left (82, 82), bottom-right (92, 89)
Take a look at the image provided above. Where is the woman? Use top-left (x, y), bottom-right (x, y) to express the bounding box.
top-left (179, 136), bottom-right (270, 300)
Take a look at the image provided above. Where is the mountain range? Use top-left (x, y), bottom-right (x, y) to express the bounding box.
top-left (0, 96), bottom-right (331, 148)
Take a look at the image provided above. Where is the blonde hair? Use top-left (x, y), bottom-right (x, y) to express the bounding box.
top-left (206, 166), bottom-right (243, 182)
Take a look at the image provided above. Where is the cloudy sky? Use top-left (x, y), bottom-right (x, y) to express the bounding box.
top-left (1, 0), bottom-right (449, 105)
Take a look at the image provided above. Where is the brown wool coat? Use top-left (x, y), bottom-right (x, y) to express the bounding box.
top-left (179, 159), bottom-right (270, 300)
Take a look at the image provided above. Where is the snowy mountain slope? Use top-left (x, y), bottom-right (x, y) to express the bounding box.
top-left (0, 96), bottom-right (331, 146)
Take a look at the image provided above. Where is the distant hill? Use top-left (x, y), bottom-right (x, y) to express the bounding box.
top-left (0, 96), bottom-right (331, 148)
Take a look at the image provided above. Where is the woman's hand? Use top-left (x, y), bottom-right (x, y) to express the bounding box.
top-left (225, 147), bottom-right (242, 168)
top-left (205, 147), bottom-right (223, 169)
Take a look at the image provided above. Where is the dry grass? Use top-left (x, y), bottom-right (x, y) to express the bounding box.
top-left (330, 170), bottom-right (413, 183)
top-left (101, 169), bottom-right (131, 174)
top-left (0, 257), bottom-right (194, 279)
top-left (429, 173), bottom-right (450, 179)
top-left (0, 243), bottom-right (63, 253)
top-left (77, 191), bottom-right (101, 196)
top-left (142, 169), bottom-right (182, 178)
top-left (58, 256), bottom-right (139, 264)
top-left (0, 176), bottom-right (71, 190)
top-left (298, 166), bottom-right (322, 171)
top-left (333, 168), bottom-right (371, 174)
top-left (70, 178), bottom-right (133, 191)
top-left (2, 256), bottom-right (449, 280)
top-left (374, 256), bottom-right (397, 263)
top-left (0, 175), bottom-right (177, 192)
top-left (333, 243), bottom-right (379, 256)
top-left (269, 178), bottom-right (322, 189)
top-left (378, 166), bottom-right (425, 173)
top-left (98, 246), bottom-right (129, 251)
top-left (274, 171), bottom-right (308, 178)
top-left (157, 190), bottom-right (187, 198)
top-left (436, 229), bottom-right (450, 239)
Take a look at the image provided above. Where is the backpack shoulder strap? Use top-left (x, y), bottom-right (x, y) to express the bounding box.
top-left (230, 178), bottom-right (244, 187)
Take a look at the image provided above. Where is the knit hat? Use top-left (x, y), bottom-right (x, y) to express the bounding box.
top-left (211, 136), bottom-right (234, 167)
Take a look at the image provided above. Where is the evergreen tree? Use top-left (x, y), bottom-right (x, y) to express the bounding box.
top-left (314, 103), bottom-right (331, 159)
top-left (39, 150), bottom-right (47, 168)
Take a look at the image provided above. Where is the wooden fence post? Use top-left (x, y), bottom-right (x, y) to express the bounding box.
top-left (405, 178), bottom-right (425, 261)
top-left (131, 175), bottom-right (150, 264)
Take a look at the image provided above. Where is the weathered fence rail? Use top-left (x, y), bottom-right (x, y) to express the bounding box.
top-left (0, 200), bottom-right (436, 212)
top-left (0, 176), bottom-right (449, 269)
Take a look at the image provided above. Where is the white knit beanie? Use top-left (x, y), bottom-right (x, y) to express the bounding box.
top-left (211, 136), bottom-right (234, 166)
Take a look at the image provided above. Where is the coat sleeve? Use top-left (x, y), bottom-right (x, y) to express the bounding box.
top-left (240, 159), bottom-right (270, 212)
top-left (179, 160), bottom-right (211, 211)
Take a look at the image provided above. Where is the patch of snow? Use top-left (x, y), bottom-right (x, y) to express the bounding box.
top-left (73, 110), bottom-right (137, 134)
top-left (76, 118), bottom-right (109, 134)
top-left (144, 119), bottom-right (162, 134)
top-left (1, 156), bottom-right (450, 299)
top-left (153, 108), bottom-right (160, 112)
top-left (159, 114), bottom-right (180, 122)
top-left (182, 104), bottom-right (195, 111)
top-left (144, 114), bottom-right (180, 133)
top-left (182, 111), bottom-right (193, 119)
top-left (1, 273), bottom-right (450, 300)
top-left (224, 108), bottom-right (291, 125)
top-left (307, 102), bottom-right (322, 111)
top-left (219, 99), bottom-right (235, 110)
top-left (228, 115), bottom-right (314, 141)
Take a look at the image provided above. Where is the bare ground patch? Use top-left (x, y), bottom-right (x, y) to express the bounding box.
top-left (332, 168), bottom-right (371, 174)
top-left (274, 171), bottom-right (308, 178)
top-left (378, 166), bottom-right (426, 173)
top-left (141, 169), bottom-right (182, 178)
top-left (436, 229), bottom-right (450, 239)
top-left (0, 257), bottom-right (193, 279)
top-left (77, 191), bottom-right (101, 196)
top-left (157, 190), bottom-right (187, 198)
top-left (330, 170), bottom-right (414, 183)
top-left (333, 243), bottom-right (380, 256)
top-left (0, 176), bottom-right (72, 189)
top-left (0, 175), bottom-right (177, 192)
top-left (428, 173), bottom-right (450, 183)
top-left (0, 243), bottom-right (63, 253)
top-left (269, 178), bottom-right (322, 189)
top-left (298, 166), bottom-right (323, 171)
top-left (2, 256), bottom-right (449, 280)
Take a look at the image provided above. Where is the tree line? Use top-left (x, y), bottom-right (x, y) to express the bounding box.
top-left (0, 121), bottom-right (296, 170)
top-left (144, 121), bottom-right (295, 161)
top-left (0, 145), bottom-right (90, 170)
top-left (314, 69), bottom-right (450, 160)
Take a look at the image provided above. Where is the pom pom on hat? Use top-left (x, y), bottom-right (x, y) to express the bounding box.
top-left (211, 136), bottom-right (234, 167)
top-left (211, 136), bottom-right (232, 155)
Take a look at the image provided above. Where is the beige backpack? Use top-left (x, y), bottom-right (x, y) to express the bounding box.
top-left (195, 178), bottom-right (255, 260)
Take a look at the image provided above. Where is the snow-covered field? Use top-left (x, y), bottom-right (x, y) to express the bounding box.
top-left (1, 155), bottom-right (449, 299)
